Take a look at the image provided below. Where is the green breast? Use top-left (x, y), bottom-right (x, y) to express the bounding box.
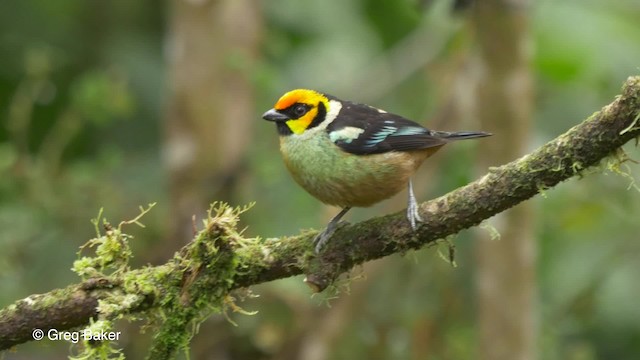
top-left (279, 130), bottom-right (409, 207)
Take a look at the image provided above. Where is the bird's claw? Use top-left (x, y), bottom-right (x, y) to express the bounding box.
top-left (407, 179), bottom-right (423, 230)
top-left (313, 229), bottom-right (332, 253)
top-left (407, 199), bottom-right (423, 230)
top-left (313, 221), bottom-right (348, 253)
top-left (313, 207), bottom-right (351, 253)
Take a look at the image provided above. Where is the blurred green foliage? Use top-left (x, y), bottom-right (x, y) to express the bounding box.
top-left (0, 0), bottom-right (166, 342)
top-left (1, 0), bottom-right (640, 359)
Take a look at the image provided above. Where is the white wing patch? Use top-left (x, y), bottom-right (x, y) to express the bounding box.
top-left (329, 126), bottom-right (365, 144)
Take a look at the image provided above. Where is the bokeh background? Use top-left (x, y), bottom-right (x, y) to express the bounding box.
top-left (1, 0), bottom-right (640, 359)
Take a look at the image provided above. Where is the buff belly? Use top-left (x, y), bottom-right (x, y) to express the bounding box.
top-left (279, 132), bottom-right (440, 208)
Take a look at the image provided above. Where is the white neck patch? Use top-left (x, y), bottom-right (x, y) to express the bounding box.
top-left (293, 99), bottom-right (343, 139)
top-left (324, 99), bottom-right (342, 126)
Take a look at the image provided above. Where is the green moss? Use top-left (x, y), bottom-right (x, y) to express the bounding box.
top-left (435, 236), bottom-right (458, 267)
top-left (67, 202), bottom-right (262, 359)
top-left (600, 148), bottom-right (640, 192)
top-left (66, 205), bottom-right (159, 359)
top-left (73, 204), bottom-right (156, 280)
top-left (69, 319), bottom-right (124, 360)
top-left (145, 202), bottom-right (258, 359)
top-left (479, 222), bottom-right (501, 241)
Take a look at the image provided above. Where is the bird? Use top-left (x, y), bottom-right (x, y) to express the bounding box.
top-left (262, 89), bottom-right (491, 252)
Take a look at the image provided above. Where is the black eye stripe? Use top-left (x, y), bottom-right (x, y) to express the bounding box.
top-left (283, 103), bottom-right (311, 118)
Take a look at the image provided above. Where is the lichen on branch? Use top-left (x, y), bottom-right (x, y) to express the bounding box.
top-left (1, 76), bottom-right (640, 355)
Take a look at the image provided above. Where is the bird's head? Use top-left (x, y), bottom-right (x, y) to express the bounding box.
top-left (262, 89), bottom-right (336, 135)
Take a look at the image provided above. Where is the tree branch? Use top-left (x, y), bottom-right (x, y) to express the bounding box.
top-left (1, 76), bottom-right (639, 352)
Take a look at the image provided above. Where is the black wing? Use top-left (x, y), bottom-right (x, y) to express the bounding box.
top-left (326, 101), bottom-right (447, 155)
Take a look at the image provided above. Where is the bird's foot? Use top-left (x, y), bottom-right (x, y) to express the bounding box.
top-left (407, 195), bottom-right (423, 231)
top-left (313, 207), bottom-right (352, 253)
top-left (407, 179), bottom-right (422, 230)
top-left (313, 227), bottom-right (335, 253)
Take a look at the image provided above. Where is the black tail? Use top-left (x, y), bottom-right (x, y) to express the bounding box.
top-left (432, 131), bottom-right (492, 140)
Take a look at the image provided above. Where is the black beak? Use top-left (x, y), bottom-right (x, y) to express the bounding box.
top-left (262, 109), bottom-right (290, 122)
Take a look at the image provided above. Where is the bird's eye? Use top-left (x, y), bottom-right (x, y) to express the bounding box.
top-left (293, 104), bottom-right (308, 117)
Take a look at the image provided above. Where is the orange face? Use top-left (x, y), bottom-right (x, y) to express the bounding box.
top-left (272, 89), bottom-right (329, 135)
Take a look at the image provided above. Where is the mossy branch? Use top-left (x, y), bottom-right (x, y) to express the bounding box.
top-left (1, 76), bottom-right (640, 353)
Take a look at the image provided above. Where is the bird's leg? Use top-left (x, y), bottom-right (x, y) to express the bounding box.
top-left (407, 179), bottom-right (422, 230)
top-left (314, 207), bottom-right (351, 253)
